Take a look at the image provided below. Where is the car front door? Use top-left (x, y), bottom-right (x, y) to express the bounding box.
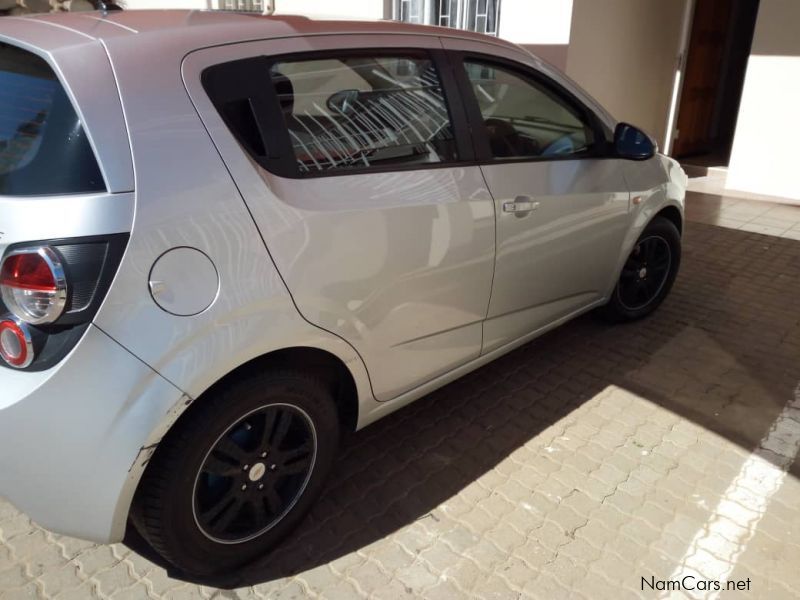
top-left (443, 42), bottom-right (632, 353)
top-left (185, 37), bottom-right (496, 401)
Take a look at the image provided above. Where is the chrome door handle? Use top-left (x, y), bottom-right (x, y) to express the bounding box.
top-left (502, 197), bottom-right (540, 214)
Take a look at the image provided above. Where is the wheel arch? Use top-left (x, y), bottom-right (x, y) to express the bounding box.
top-left (606, 196), bottom-right (684, 301)
top-left (116, 342), bottom-right (368, 543)
top-left (127, 345), bottom-right (357, 568)
top-left (192, 346), bottom-right (361, 434)
top-left (655, 204), bottom-right (683, 236)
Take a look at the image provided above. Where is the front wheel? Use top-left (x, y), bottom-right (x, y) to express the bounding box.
top-left (602, 216), bottom-right (681, 322)
top-left (131, 369), bottom-right (340, 576)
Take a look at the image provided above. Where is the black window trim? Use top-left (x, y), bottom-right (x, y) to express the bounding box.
top-left (447, 50), bottom-right (614, 166)
top-left (202, 47), bottom-right (476, 180)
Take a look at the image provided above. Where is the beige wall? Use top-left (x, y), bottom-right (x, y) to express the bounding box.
top-left (726, 0), bottom-right (800, 201)
top-left (273, 0), bottom-right (386, 20)
top-left (124, 0), bottom-right (389, 17)
top-left (499, 0), bottom-right (573, 70)
top-left (565, 0), bottom-right (686, 145)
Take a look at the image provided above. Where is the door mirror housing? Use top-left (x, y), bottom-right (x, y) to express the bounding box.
top-left (614, 123), bottom-right (656, 160)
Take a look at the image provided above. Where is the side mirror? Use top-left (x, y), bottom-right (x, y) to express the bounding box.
top-left (327, 89), bottom-right (360, 116)
top-left (614, 123), bottom-right (656, 160)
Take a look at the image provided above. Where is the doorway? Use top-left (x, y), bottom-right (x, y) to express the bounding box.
top-left (671, 0), bottom-right (760, 168)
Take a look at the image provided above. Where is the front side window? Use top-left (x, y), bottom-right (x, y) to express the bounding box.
top-left (464, 60), bottom-right (595, 160)
top-left (0, 43), bottom-right (104, 196)
top-left (270, 54), bottom-right (458, 174)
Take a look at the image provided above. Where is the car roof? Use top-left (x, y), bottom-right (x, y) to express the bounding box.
top-left (7, 9), bottom-right (523, 52)
top-left (0, 9), bottom-right (616, 139)
top-left (1, 9), bottom-right (615, 130)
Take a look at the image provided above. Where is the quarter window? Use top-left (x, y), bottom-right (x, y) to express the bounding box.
top-left (0, 43), bottom-right (104, 196)
top-left (270, 54), bottom-right (458, 174)
top-left (464, 60), bottom-right (594, 160)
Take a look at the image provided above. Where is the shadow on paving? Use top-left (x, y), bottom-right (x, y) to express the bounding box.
top-left (125, 221), bottom-right (800, 588)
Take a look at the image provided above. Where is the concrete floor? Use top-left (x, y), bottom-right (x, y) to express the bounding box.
top-left (1, 193), bottom-right (799, 599)
top-left (685, 170), bottom-right (800, 239)
top-left (685, 190), bottom-right (800, 241)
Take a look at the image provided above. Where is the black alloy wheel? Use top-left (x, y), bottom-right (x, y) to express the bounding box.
top-left (132, 369), bottom-right (340, 577)
top-left (193, 404), bottom-right (317, 544)
top-left (601, 215), bottom-right (681, 322)
top-left (616, 235), bottom-right (672, 311)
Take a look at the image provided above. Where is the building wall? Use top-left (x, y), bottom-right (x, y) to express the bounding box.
top-left (122, 0), bottom-right (209, 7)
top-left (272, 0), bottom-right (386, 20)
top-left (124, 0), bottom-right (388, 18)
top-left (497, 0), bottom-right (572, 70)
top-left (565, 0), bottom-right (686, 146)
top-left (726, 0), bottom-right (800, 201)
top-left (120, 1), bottom-right (573, 69)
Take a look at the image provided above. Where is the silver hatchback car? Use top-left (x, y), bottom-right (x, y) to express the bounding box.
top-left (0, 10), bottom-right (686, 575)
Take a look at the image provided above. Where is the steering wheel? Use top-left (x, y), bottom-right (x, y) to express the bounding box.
top-left (484, 119), bottom-right (541, 158)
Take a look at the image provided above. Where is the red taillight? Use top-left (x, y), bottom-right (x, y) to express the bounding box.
top-left (0, 247), bottom-right (67, 325)
top-left (0, 319), bottom-right (33, 369)
top-left (0, 253), bottom-right (58, 292)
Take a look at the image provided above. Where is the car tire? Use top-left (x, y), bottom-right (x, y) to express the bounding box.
top-left (601, 216), bottom-right (681, 322)
top-left (131, 369), bottom-right (340, 576)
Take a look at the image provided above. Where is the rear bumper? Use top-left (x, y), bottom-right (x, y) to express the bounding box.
top-left (0, 324), bottom-right (185, 543)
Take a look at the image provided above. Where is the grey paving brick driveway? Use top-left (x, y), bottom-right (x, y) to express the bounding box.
top-left (2, 210), bottom-right (799, 599)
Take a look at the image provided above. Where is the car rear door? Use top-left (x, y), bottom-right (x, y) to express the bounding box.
top-left (441, 38), bottom-right (632, 353)
top-left (184, 35), bottom-right (495, 401)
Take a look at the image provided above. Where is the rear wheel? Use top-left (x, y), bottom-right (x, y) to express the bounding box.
top-left (602, 216), bottom-right (681, 322)
top-left (132, 369), bottom-right (339, 576)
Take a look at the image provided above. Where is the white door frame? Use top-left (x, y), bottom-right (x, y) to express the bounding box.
top-left (662, 0), bottom-right (696, 156)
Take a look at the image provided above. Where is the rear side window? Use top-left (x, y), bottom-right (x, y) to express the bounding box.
top-left (0, 43), bottom-right (105, 196)
top-left (271, 54), bottom-right (459, 174)
top-left (202, 52), bottom-right (461, 178)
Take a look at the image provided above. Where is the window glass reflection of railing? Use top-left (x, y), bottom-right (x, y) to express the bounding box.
top-left (273, 58), bottom-right (458, 174)
top-left (288, 83), bottom-right (453, 173)
top-left (394, 0), bottom-right (501, 36)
